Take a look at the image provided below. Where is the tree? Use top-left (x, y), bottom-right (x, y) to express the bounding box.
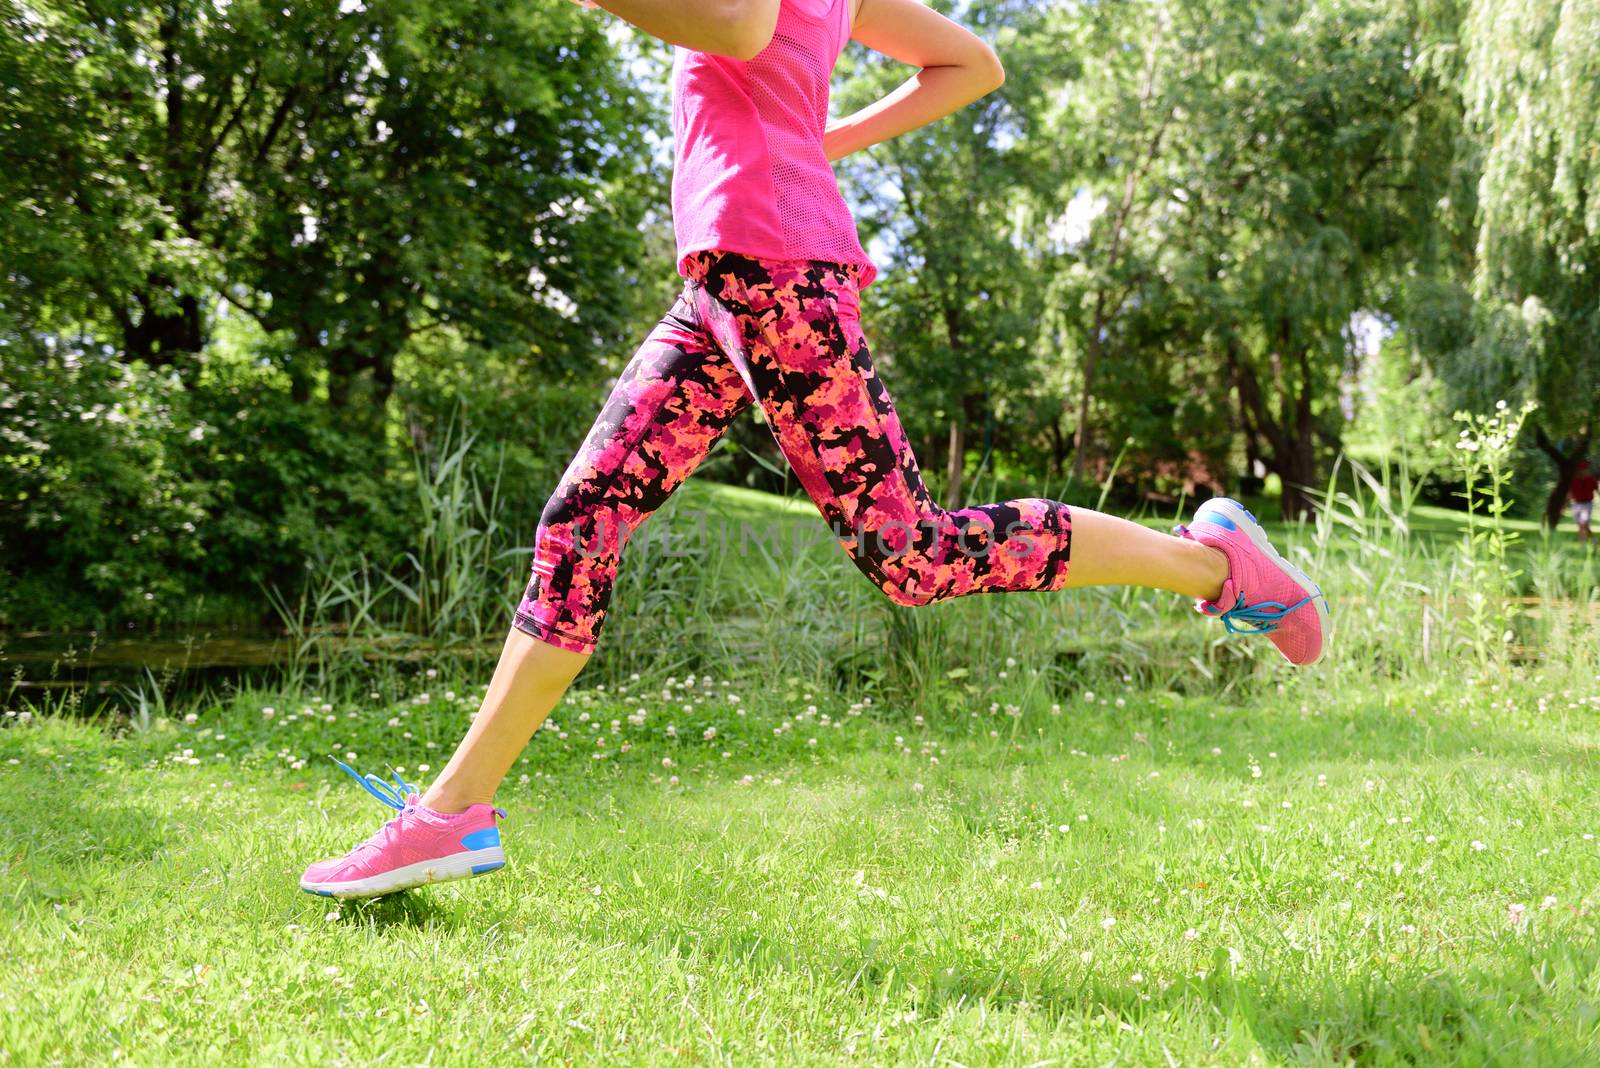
top-left (1036, 0), bottom-right (1183, 479)
top-left (1089, 0), bottom-right (1444, 517)
top-left (1458, 0), bottom-right (1600, 525)
top-left (1, 0), bottom-right (656, 426)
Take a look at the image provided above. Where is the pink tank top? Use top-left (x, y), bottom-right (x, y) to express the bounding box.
top-left (670, 0), bottom-right (876, 286)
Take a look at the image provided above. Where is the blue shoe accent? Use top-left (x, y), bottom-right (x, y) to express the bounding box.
top-left (1196, 497), bottom-right (1261, 532)
top-left (470, 861), bottom-right (506, 875)
top-left (460, 827), bottom-right (500, 851)
top-left (304, 887), bottom-right (335, 897)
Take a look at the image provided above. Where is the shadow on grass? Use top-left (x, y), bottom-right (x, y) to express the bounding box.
top-left (835, 936), bottom-right (1600, 1064)
top-left (324, 888), bottom-right (459, 931)
top-left (0, 735), bottom-right (168, 906)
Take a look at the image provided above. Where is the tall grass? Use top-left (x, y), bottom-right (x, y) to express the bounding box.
top-left (267, 408), bottom-right (1597, 708)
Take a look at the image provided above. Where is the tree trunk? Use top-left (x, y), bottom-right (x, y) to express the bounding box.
top-left (1533, 424), bottom-right (1590, 528)
top-left (123, 288), bottom-right (205, 371)
top-left (1070, 320), bottom-right (1104, 480)
top-left (945, 417), bottom-right (966, 507)
top-left (1227, 339), bottom-right (1320, 521)
top-left (1048, 411), bottom-right (1069, 477)
top-left (1275, 433), bottom-right (1320, 521)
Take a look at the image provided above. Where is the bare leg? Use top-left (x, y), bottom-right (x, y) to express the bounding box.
top-left (420, 629), bottom-right (590, 813)
top-left (1060, 508), bottom-right (1227, 601)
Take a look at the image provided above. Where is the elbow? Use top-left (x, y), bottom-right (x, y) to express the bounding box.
top-left (717, 0), bottom-right (779, 61)
top-left (975, 42), bottom-right (1005, 94)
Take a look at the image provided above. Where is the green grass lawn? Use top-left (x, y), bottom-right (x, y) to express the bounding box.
top-left (5, 673), bottom-right (1600, 1065)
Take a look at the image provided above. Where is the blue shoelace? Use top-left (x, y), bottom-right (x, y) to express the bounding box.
top-left (1215, 592), bottom-right (1315, 635)
top-left (332, 758), bottom-right (417, 812)
top-left (330, 758), bottom-right (509, 821)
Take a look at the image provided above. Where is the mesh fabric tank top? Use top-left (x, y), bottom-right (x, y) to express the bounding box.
top-left (670, 0), bottom-right (876, 286)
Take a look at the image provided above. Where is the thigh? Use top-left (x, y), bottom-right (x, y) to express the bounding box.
top-left (689, 256), bottom-right (936, 541)
top-left (539, 293), bottom-right (753, 545)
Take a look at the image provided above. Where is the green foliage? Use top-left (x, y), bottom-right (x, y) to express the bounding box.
top-left (0, 0), bottom-right (657, 400)
top-left (1449, 400), bottom-right (1536, 668)
top-left (1460, 0), bottom-right (1600, 436)
top-left (0, 342), bottom-right (208, 624)
top-left (835, 0), bottom-right (1063, 500)
top-left (4, 0), bottom-right (1598, 630)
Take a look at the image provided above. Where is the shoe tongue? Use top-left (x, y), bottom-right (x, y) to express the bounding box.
top-left (403, 797), bottom-right (468, 827)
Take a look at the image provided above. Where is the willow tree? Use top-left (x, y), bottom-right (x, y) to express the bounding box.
top-left (1460, 0), bottom-right (1600, 524)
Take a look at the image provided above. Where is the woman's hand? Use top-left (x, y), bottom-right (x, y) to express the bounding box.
top-left (825, 0), bottom-right (1005, 162)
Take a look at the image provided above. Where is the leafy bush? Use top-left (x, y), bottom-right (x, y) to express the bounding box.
top-left (1, 344), bottom-right (207, 626)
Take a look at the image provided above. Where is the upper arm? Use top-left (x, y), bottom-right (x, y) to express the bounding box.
top-left (720, 0), bottom-right (780, 59)
top-left (850, 0), bottom-right (1002, 82)
top-left (726, 0), bottom-right (781, 60)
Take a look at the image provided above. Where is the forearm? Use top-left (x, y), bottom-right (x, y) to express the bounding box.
top-left (824, 62), bottom-right (1001, 161)
top-left (830, 0), bottom-right (1006, 162)
top-left (592, 0), bottom-right (778, 60)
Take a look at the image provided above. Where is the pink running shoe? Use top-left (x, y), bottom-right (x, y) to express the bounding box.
top-left (299, 762), bottom-right (506, 899)
top-left (1177, 497), bottom-right (1328, 666)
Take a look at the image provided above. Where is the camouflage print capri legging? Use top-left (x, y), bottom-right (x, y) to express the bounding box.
top-left (513, 251), bottom-right (1074, 654)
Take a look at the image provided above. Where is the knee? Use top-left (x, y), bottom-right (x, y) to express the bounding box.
top-left (856, 559), bottom-right (939, 607)
top-left (849, 521), bottom-right (945, 607)
top-left (539, 484), bottom-right (581, 531)
top-left (880, 578), bottom-right (937, 608)
top-left (537, 490), bottom-right (631, 561)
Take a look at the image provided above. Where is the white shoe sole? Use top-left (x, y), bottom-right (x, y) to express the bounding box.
top-left (300, 846), bottom-right (506, 899)
top-left (1200, 498), bottom-right (1329, 666)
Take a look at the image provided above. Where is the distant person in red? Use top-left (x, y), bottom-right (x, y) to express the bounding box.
top-left (1572, 460), bottom-right (1597, 545)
